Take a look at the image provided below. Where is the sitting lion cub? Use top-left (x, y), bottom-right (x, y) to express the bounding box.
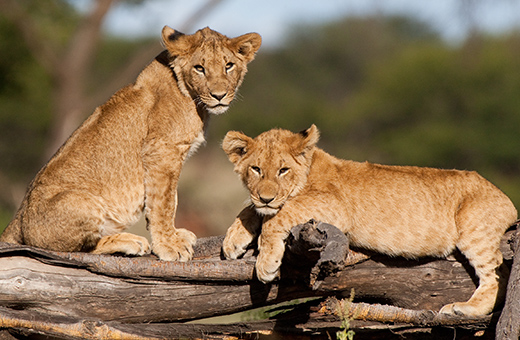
top-left (222, 125), bottom-right (517, 316)
top-left (0, 27), bottom-right (261, 261)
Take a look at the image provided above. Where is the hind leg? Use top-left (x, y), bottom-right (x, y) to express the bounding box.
top-left (92, 232), bottom-right (150, 256)
top-left (439, 245), bottom-right (505, 316)
top-left (23, 190), bottom-right (148, 256)
top-left (439, 193), bottom-right (515, 316)
top-left (22, 190), bottom-right (107, 252)
top-left (440, 212), bottom-right (511, 315)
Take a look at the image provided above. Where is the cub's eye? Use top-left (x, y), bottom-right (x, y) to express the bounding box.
top-left (278, 167), bottom-right (290, 176)
top-left (251, 166), bottom-right (261, 175)
top-left (225, 62), bottom-right (234, 71)
top-left (194, 65), bottom-right (205, 74)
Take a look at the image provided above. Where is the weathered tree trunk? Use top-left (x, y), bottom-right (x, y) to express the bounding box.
top-left (497, 228), bottom-right (520, 340)
top-left (0, 221), bottom-right (516, 339)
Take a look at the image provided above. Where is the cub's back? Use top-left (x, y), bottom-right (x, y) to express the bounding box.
top-left (305, 152), bottom-right (515, 257)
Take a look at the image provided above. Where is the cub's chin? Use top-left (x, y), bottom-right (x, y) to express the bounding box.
top-left (255, 206), bottom-right (280, 216)
top-left (207, 104), bottom-right (229, 115)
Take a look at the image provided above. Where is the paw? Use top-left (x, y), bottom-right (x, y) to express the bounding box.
top-left (152, 228), bottom-right (197, 261)
top-left (223, 229), bottom-right (254, 260)
top-left (255, 254), bottom-right (282, 283)
top-left (124, 235), bottom-right (151, 256)
top-left (439, 302), bottom-right (490, 317)
top-left (93, 233), bottom-right (151, 256)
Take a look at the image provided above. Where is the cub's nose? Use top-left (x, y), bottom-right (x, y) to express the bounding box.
top-left (211, 92), bottom-right (227, 101)
top-left (259, 195), bottom-right (274, 204)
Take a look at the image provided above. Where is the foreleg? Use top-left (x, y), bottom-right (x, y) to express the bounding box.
top-left (223, 205), bottom-right (262, 259)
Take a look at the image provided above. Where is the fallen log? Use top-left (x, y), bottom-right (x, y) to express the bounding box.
top-left (0, 220), bottom-right (516, 339)
top-left (0, 305), bottom-right (282, 340)
top-left (497, 227), bottom-right (520, 340)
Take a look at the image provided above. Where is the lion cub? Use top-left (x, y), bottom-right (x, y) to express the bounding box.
top-left (222, 125), bottom-right (517, 316)
top-left (0, 27), bottom-right (261, 261)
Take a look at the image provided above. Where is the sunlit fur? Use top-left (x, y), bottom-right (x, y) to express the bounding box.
top-left (0, 26), bottom-right (261, 263)
top-left (222, 125), bottom-right (517, 317)
top-left (167, 27), bottom-right (260, 115)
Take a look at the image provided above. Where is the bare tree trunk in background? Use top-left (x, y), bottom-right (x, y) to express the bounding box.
top-left (46, 0), bottom-right (117, 160)
top-left (0, 0), bottom-right (226, 160)
top-left (48, 0), bottom-right (225, 159)
top-left (0, 0), bottom-right (224, 207)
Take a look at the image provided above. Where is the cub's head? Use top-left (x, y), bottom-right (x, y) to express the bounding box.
top-left (162, 26), bottom-right (261, 115)
top-left (223, 125), bottom-right (320, 216)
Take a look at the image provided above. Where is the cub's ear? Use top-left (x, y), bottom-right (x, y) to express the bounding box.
top-left (299, 124), bottom-right (320, 146)
top-left (222, 131), bottom-right (253, 164)
top-left (161, 26), bottom-right (192, 56)
top-left (295, 124), bottom-right (320, 157)
top-left (229, 33), bottom-right (262, 62)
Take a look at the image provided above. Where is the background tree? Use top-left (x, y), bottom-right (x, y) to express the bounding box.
top-left (0, 3), bottom-right (519, 236)
top-left (0, 0), bottom-right (224, 231)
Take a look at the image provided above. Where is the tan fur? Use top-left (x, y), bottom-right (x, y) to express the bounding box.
top-left (0, 26), bottom-right (261, 262)
top-left (222, 125), bottom-right (517, 316)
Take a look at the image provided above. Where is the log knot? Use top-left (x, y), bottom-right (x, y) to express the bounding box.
top-left (286, 220), bottom-right (350, 288)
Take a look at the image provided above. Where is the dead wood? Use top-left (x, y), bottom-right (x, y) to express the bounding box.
top-left (0, 236), bottom-right (257, 282)
top-left (496, 226), bottom-right (520, 340)
top-left (0, 305), bottom-right (281, 340)
top-left (286, 220), bottom-right (367, 288)
top-left (0, 220), bottom-right (516, 339)
top-left (319, 297), bottom-right (493, 329)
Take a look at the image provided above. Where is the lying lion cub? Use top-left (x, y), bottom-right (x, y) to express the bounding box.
top-left (0, 27), bottom-right (261, 261)
top-left (222, 125), bottom-right (517, 316)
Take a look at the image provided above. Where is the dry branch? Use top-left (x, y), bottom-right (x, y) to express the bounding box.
top-left (320, 297), bottom-right (492, 329)
top-left (0, 306), bottom-right (279, 340)
top-left (0, 221), bottom-right (516, 339)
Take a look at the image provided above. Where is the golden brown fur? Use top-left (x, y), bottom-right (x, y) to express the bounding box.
top-left (0, 26), bottom-right (261, 261)
top-left (222, 125), bottom-right (517, 316)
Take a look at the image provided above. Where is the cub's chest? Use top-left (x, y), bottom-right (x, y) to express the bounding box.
top-left (187, 131), bottom-right (206, 159)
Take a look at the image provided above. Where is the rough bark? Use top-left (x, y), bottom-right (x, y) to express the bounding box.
top-left (0, 221), bottom-right (516, 339)
top-left (320, 297), bottom-right (492, 328)
top-left (496, 228), bottom-right (520, 340)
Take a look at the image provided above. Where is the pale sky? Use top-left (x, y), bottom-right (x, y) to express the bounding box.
top-left (90, 0), bottom-right (520, 47)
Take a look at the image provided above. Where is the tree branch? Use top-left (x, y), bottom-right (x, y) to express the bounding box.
top-left (60, 0), bottom-right (117, 79)
top-left (178, 0), bottom-right (225, 33)
top-left (320, 297), bottom-right (492, 329)
top-left (0, 221), bottom-right (515, 338)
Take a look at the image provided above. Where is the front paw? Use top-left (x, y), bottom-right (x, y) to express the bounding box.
top-left (92, 232), bottom-right (151, 256)
top-left (153, 228), bottom-right (197, 261)
top-left (439, 302), bottom-right (490, 317)
top-left (255, 252), bottom-right (282, 283)
top-left (223, 224), bottom-right (255, 260)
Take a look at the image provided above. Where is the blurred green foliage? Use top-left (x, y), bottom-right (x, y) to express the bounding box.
top-left (0, 0), bottom-right (79, 183)
top-left (1, 8), bottom-right (520, 230)
top-left (0, 2), bottom-right (151, 228)
top-left (0, 16), bottom-right (51, 182)
top-left (213, 17), bottom-right (440, 139)
top-left (213, 16), bottom-right (520, 206)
